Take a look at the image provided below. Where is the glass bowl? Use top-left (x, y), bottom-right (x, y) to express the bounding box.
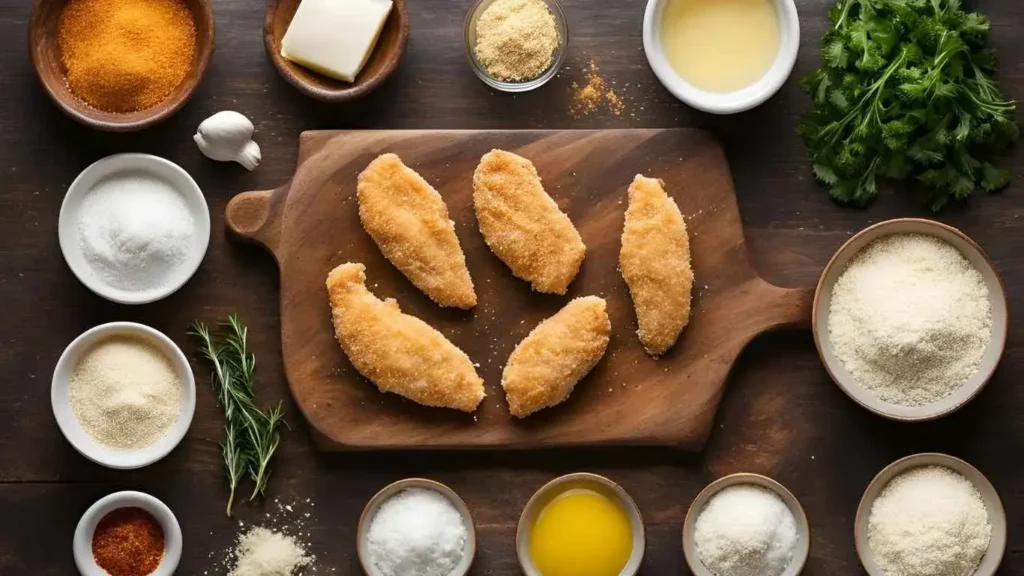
top-left (464, 0), bottom-right (568, 93)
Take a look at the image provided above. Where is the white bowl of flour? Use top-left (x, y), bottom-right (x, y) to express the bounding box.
top-left (813, 218), bottom-right (1008, 421)
top-left (59, 153), bottom-right (210, 304)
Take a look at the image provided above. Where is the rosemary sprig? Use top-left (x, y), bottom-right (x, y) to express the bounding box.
top-left (189, 315), bottom-right (285, 516)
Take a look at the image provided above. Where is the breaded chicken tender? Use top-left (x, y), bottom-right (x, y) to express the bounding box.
top-left (326, 263), bottom-right (485, 412)
top-left (357, 154), bottom-right (477, 309)
top-left (502, 296), bottom-right (611, 418)
top-left (472, 150), bottom-right (586, 294)
top-left (619, 175), bottom-right (694, 356)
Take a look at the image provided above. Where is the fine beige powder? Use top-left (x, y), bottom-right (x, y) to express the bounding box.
top-left (474, 0), bottom-right (559, 82)
top-left (69, 335), bottom-right (181, 449)
top-left (828, 234), bottom-right (992, 407)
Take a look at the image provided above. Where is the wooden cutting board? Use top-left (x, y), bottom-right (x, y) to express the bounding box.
top-left (226, 130), bottom-right (812, 451)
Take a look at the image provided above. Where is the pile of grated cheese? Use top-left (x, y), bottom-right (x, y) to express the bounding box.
top-left (868, 466), bottom-right (990, 576)
top-left (229, 526), bottom-right (311, 576)
top-left (828, 234), bottom-right (992, 406)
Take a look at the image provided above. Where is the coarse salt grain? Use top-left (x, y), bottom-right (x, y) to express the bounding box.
top-left (366, 488), bottom-right (467, 576)
top-left (694, 484), bottom-right (798, 576)
top-left (828, 234), bottom-right (991, 406)
top-left (868, 466), bottom-right (990, 576)
top-left (69, 335), bottom-right (181, 449)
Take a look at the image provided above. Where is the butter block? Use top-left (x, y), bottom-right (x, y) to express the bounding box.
top-left (281, 0), bottom-right (394, 83)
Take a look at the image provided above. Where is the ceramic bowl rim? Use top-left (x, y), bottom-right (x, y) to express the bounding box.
top-left (515, 472), bottom-right (646, 576)
top-left (811, 217), bottom-right (1008, 421)
top-left (682, 472), bottom-right (810, 576)
top-left (73, 490), bottom-right (183, 576)
top-left (853, 452), bottom-right (1006, 576)
top-left (57, 153), bottom-right (211, 305)
top-left (641, 0), bottom-right (800, 114)
top-left (51, 321), bottom-right (197, 470)
top-left (356, 478), bottom-right (477, 576)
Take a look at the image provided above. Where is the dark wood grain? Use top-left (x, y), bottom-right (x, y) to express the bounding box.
top-left (1, 0), bottom-right (1023, 573)
top-left (264, 0), bottom-right (410, 103)
top-left (226, 129), bottom-right (813, 451)
top-left (28, 0), bottom-right (215, 132)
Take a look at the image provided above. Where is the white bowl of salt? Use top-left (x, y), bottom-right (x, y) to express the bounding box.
top-left (59, 153), bottom-right (210, 305)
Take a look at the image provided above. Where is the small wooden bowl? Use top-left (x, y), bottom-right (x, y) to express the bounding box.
top-left (812, 218), bottom-right (1008, 421)
top-left (264, 0), bottom-right (409, 103)
top-left (357, 478), bottom-right (476, 576)
top-left (682, 473), bottom-right (810, 576)
top-left (28, 0), bottom-right (214, 132)
top-left (855, 453), bottom-right (1006, 576)
top-left (516, 473), bottom-right (646, 576)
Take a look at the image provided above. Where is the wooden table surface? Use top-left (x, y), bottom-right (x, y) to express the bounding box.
top-left (2, 0), bottom-right (1022, 573)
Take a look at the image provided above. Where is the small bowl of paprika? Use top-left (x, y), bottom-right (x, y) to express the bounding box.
top-left (28, 0), bottom-right (214, 132)
top-left (73, 491), bottom-right (182, 576)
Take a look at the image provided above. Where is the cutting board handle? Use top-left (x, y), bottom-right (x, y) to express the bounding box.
top-left (226, 187), bottom-right (284, 253)
top-left (756, 280), bottom-right (815, 330)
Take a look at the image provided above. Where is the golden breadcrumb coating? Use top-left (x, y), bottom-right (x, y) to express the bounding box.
top-left (357, 153), bottom-right (477, 309)
top-left (619, 175), bottom-right (694, 356)
top-left (501, 296), bottom-right (611, 417)
top-left (326, 263), bottom-right (485, 412)
top-left (472, 149), bottom-right (586, 294)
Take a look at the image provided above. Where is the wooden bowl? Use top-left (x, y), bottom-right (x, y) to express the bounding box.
top-left (682, 473), bottom-right (810, 576)
top-left (516, 473), bottom-right (646, 576)
top-left (264, 0), bottom-right (410, 103)
top-left (855, 453), bottom-right (1006, 576)
top-left (28, 0), bottom-right (214, 132)
top-left (357, 478), bottom-right (476, 576)
top-left (812, 218), bottom-right (1008, 421)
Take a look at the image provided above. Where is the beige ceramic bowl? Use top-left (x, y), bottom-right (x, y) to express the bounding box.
top-left (812, 218), bottom-right (1008, 421)
top-left (517, 473), bottom-right (646, 576)
top-left (855, 453), bottom-right (1006, 575)
top-left (682, 473), bottom-right (810, 576)
top-left (357, 478), bottom-right (476, 576)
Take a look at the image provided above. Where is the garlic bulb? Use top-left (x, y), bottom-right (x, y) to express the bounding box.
top-left (194, 111), bottom-right (262, 171)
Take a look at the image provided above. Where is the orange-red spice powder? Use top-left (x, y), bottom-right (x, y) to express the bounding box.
top-left (92, 507), bottom-right (165, 576)
top-left (57, 0), bottom-right (196, 113)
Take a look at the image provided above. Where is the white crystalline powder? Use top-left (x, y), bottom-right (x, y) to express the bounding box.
top-left (366, 488), bottom-right (467, 576)
top-left (694, 484), bottom-right (798, 576)
top-left (828, 234), bottom-right (992, 406)
top-left (868, 466), bottom-right (991, 576)
top-left (229, 526), bottom-right (311, 576)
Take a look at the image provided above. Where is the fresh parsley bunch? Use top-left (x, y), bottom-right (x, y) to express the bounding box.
top-left (800, 0), bottom-right (1018, 210)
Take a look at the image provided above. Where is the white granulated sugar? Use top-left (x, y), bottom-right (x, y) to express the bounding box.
top-left (69, 335), bottom-right (181, 449)
top-left (828, 234), bottom-right (991, 406)
top-left (366, 487), bottom-right (467, 576)
top-left (78, 171), bottom-right (195, 291)
top-left (694, 484), bottom-right (798, 576)
top-left (868, 466), bottom-right (990, 576)
top-left (230, 526), bottom-right (311, 576)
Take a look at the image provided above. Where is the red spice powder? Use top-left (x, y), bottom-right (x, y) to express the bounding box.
top-left (92, 507), bottom-right (165, 576)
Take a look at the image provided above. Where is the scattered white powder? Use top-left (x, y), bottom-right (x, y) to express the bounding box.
top-left (868, 466), bottom-right (991, 576)
top-left (69, 335), bottom-right (181, 449)
top-left (366, 488), bottom-right (467, 576)
top-left (828, 234), bottom-right (992, 406)
top-left (230, 527), bottom-right (311, 576)
top-left (694, 484), bottom-right (798, 576)
top-left (78, 171), bottom-right (195, 291)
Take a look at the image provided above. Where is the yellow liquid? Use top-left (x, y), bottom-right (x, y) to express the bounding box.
top-left (529, 488), bottom-right (632, 576)
top-left (660, 0), bottom-right (780, 92)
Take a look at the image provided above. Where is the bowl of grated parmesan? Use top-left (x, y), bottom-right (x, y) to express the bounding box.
top-left (855, 453), bottom-right (1006, 576)
top-left (812, 218), bottom-right (1008, 422)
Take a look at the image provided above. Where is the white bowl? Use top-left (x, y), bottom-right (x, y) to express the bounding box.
top-left (74, 491), bottom-right (182, 576)
top-left (682, 473), bottom-right (810, 576)
top-left (855, 453), bottom-right (1006, 576)
top-left (642, 0), bottom-right (800, 114)
top-left (51, 322), bottom-right (196, 469)
top-left (812, 218), bottom-right (1008, 421)
top-left (58, 153), bottom-right (211, 305)
top-left (357, 478), bottom-right (476, 576)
